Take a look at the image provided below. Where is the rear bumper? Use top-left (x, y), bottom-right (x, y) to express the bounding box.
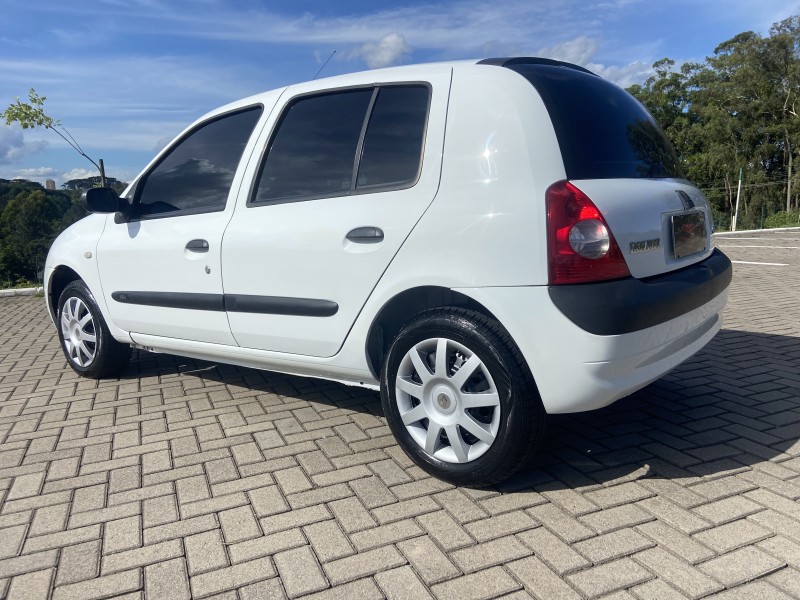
top-left (548, 249), bottom-right (732, 335)
top-left (455, 256), bottom-right (730, 413)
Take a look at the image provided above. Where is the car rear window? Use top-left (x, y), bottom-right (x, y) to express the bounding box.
top-left (506, 63), bottom-right (683, 180)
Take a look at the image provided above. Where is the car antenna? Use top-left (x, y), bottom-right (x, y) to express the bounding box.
top-left (313, 50), bottom-right (336, 80)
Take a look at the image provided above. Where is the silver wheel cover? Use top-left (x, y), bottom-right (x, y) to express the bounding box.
top-left (395, 337), bottom-right (501, 463)
top-left (60, 297), bottom-right (97, 368)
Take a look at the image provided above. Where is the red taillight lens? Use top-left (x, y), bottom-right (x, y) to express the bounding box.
top-left (546, 181), bottom-right (630, 285)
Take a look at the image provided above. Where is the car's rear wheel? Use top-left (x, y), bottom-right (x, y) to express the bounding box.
top-left (57, 280), bottom-right (131, 378)
top-left (380, 308), bottom-right (546, 487)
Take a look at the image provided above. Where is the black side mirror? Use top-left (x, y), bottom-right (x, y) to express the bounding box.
top-left (84, 187), bottom-right (123, 213)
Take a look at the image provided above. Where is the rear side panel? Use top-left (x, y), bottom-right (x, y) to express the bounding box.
top-left (369, 65), bottom-right (563, 290)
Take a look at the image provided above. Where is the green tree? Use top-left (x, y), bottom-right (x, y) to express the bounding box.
top-left (63, 176), bottom-right (126, 194)
top-left (0, 189), bottom-right (69, 283)
top-left (2, 89), bottom-right (108, 186)
top-left (628, 18), bottom-right (800, 227)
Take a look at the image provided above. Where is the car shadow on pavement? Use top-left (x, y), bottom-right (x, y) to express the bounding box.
top-left (123, 327), bottom-right (800, 493)
top-left (501, 327), bottom-right (800, 493)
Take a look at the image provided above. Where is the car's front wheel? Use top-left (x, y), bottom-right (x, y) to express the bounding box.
top-left (380, 308), bottom-right (546, 487)
top-left (57, 280), bottom-right (131, 379)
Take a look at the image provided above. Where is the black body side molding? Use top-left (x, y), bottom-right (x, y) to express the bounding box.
top-left (112, 291), bottom-right (338, 317)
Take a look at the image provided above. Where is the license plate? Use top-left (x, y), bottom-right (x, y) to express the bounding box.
top-left (671, 211), bottom-right (706, 258)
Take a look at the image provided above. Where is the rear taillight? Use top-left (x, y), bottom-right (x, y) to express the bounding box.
top-left (546, 181), bottom-right (630, 285)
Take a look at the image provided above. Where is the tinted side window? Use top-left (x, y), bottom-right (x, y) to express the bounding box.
top-left (356, 85), bottom-right (428, 189)
top-left (135, 106), bottom-right (262, 217)
top-left (508, 64), bottom-right (683, 180)
top-left (254, 90), bottom-right (373, 203)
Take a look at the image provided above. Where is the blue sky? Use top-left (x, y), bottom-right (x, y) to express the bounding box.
top-left (2, 0), bottom-right (799, 187)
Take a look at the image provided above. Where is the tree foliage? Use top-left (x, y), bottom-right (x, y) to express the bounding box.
top-left (0, 187), bottom-right (69, 284)
top-left (3, 89), bottom-right (107, 184)
top-left (627, 16), bottom-right (800, 229)
top-left (63, 176), bottom-right (127, 194)
top-left (0, 179), bottom-right (92, 286)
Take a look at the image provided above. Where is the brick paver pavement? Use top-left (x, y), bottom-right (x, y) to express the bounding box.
top-left (1, 230), bottom-right (799, 599)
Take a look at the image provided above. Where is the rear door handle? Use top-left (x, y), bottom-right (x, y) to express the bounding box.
top-left (346, 227), bottom-right (384, 243)
top-left (186, 239), bottom-right (210, 252)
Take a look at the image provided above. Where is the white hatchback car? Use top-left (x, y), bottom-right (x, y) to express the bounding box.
top-left (45, 57), bottom-right (731, 485)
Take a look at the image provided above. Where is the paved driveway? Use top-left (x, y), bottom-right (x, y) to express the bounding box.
top-left (1, 229), bottom-right (799, 600)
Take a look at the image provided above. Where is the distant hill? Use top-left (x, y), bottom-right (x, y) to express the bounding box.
top-left (62, 176), bottom-right (127, 194)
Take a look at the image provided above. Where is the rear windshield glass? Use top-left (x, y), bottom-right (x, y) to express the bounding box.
top-left (507, 64), bottom-right (683, 180)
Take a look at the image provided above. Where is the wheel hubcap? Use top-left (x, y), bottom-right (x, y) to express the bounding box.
top-left (395, 337), bottom-right (501, 464)
top-left (60, 297), bottom-right (97, 368)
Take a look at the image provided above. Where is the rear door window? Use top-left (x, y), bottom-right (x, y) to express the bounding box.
top-left (357, 85), bottom-right (429, 189)
top-left (252, 84), bottom-right (429, 205)
top-left (507, 64), bottom-right (683, 180)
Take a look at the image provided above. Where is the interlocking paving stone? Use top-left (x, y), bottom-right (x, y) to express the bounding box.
top-left (6, 568), bottom-right (54, 600)
top-left (274, 545), bottom-right (328, 597)
top-left (767, 567), bottom-right (800, 597)
top-left (693, 519), bottom-right (774, 553)
top-left (633, 547), bottom-right (722, 598)
top-left (144, 557), bottom-right (190, 600)
top-left (396, 535), bottom-right (460, 585)
top-left (219, 505), bottom-right (261, 544)
top-left (299, 577), bottom-right (383, 600)
top-left (189, 557), bottom-right (276, 598)
top-left (463, 510), bottom-right (537, 542)
top-left (430, 566), bottom-right (521, 600)
top-left (3, 232), bottom-right (800, 598)
top-left (630, 578), bottom-right (691, 600)
top-left (573, 529), bottom-right (655, 564)
top-left (416, 510), bottom-right (474, 551)
top-left (323, 546), bottom-right (406, 585)
top-left (185, 529), bottom-right (229, 575)
top-left (703, 580), bottom-right (794, 599)
top-left (517, 527), bottom-right (590, 575)
top-left (228, 528), bottom-right (306, 564)
top-left (451, 536), bottom-right (531, 573)
top-left (528, 503), bottom-right (595, 543)
top-left (101, 539), bottom-right (183, 575)
top-left (304, 520), bottom-right (355, 563)
top-left (698, 546), bottom-right (785, 587)
top-left (375, 565), bottom-right (434, 600)
top-left (566, 558), bottom-right (653, 598)
top-left (50, 568), bottom-right (141, 600)
top-left (55, 540), bottom-right (100, 585)
top-left (507, 556), bottom-right (582, 600)
top-left (143, 514), bottom-right (217, 545)
top-left (635, 520), bottom-right (715, 565)
top-left (757, 536), bottom-right (800, 569)
top-left (349, 518), bottom-right (422, 551)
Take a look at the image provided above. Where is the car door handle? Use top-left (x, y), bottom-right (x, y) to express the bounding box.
top-left (346, 227), bottom-right (384, 243)
top-left (185, 239), bottom-right (210, 252)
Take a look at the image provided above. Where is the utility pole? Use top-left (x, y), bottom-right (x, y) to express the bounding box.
top-left (732, 168), bottom-right (743, 231)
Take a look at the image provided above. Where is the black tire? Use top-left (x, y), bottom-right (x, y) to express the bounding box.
top-left (57, 280), bottom-right (131, 379)
top-left (380, 307), bottom-right (547, 487)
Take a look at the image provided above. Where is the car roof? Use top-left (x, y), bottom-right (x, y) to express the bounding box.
top-left (203, 57), bottom-right (590, 120)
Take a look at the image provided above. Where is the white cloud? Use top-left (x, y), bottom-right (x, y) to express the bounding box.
top-left (537, 36), bottom-right (599, 66)
top-left (9, 166), bottom-right (60, 179)
top-left (47, 1), bottom-right (595, 56)
top-left (588, 61), bottom-right (654, 88)
top-left (153, 136), bottom-right (173, 153)
top-left (0, 125), bottom-right (48, 164)
top-left (62, 167), bottom-right (97, 181)
top-left (348, 33), bottom-right (411, 69)
top-left (534, 36), bottom-right (654, 87)
top-left (0, 164), bottom-right (134, 187)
